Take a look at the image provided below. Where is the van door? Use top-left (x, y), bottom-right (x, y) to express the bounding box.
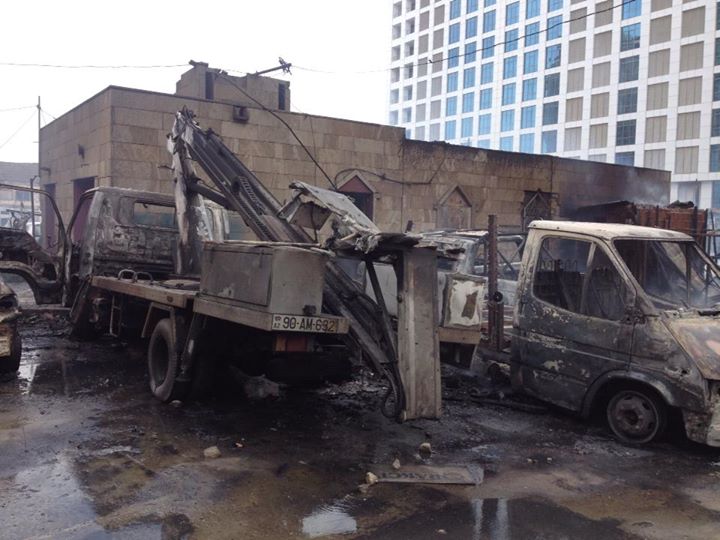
top-left (513, 235), bottom-right (635, 411)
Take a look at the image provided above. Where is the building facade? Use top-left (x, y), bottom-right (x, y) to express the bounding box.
top-left (388, 0), bottom-right (719, 207)
top-left (38, 64), bottom-right (668, 248)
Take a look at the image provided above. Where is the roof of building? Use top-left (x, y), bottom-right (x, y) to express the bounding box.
top-left (529, 220), bottom-right (692, 241)
top-left (0, 162), bottom-right (36, 185)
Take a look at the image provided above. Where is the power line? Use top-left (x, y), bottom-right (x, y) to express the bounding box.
top-left (294, 0), bottom-right (636, 75)
top-left (0, 105), bottom-right (35, 113)
top-left (0, 110), bottom-right (36, 151)
top-left (0, 61), bottom-right (187, 69)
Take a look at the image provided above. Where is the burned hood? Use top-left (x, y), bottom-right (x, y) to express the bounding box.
top-left (665, 315), bottom-right (720, 380)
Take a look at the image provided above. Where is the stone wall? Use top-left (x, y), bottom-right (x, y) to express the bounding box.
top-left (40, 85), bottom-right (671, 234)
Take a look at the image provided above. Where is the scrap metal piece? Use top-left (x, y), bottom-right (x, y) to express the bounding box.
top-left (371, 465), bottom-right (484, 485)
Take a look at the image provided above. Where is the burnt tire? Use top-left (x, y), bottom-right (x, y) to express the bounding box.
top-left (0, 330), bottom-right (21, 374)
top-left (148, 318), bottom-right (186, 402)
top-left (606, 388), bottom-right (667, 445)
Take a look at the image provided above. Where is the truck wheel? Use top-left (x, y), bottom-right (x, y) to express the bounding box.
top-left (0, 329), bottom-right (21, 374)
top-left (148, 318), bottom-right (186, 402)
top-left (606, 388), bottom-right (666, 444)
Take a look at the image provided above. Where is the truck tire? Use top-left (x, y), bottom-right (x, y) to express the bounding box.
top-left (606, 387), bottom-right (667, 445)
top-left (0, 330), bottom-right (21, 374)
top-left (148, 318), bottom-right (186, 402)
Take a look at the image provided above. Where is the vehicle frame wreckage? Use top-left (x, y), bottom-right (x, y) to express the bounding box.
top-left (1, 108), bottom-right (720, 447)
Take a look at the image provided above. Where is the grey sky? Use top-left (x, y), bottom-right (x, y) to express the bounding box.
top-left (0, 0), bottom-right (392, 165)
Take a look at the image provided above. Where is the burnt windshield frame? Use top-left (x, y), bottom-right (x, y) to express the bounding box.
top-left (613, 239), bottom-right (720, 310)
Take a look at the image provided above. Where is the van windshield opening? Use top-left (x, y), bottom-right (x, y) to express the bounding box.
top-left (614, 239), bottom-right (720, 310)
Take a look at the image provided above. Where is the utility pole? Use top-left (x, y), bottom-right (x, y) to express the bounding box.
top-left (32, 96), bottom-right (41, 239)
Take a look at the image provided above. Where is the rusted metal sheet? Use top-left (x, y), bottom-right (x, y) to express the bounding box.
top-left (441, 274), bottom-right (485, 328)
top-left (665, 317), bottom-right (720, 381)
top-left (90, 276), bottom-right (194, 308)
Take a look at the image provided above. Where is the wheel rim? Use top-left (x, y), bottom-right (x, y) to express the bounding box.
top-left (609, 391), bottom-right (658, 442)
top-left (150, 337), bottom-right (170, 386)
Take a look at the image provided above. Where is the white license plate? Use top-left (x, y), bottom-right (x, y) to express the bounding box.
top-left (271, 314), bottom-right (340, 333)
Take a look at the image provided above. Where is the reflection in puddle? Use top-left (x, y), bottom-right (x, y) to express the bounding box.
top-left (302, 501), bottom-right (357, 538)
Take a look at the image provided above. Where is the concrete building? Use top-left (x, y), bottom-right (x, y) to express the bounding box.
top-left (388, 0), bottom-right (717, 207)
top-left (38, 63), bottom-right (669, 246)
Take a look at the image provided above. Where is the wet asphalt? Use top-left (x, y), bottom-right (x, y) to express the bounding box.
top-left (2, 285), bottom-right (720, 539)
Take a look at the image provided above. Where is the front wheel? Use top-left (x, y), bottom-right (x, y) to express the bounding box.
top-left (148, 318), bottom-right (187, 402)
top-left (606, 388), bottom-right (666, 444)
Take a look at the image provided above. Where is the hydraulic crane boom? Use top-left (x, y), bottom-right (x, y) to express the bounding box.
top-left (168, 108), bottom-right (409, 418)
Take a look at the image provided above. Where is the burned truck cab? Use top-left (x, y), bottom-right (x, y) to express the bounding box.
top-left (511, 221), bottom-right (720, 446)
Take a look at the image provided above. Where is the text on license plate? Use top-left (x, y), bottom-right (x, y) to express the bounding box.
top-left (271, 315), bottom-right (339, 333)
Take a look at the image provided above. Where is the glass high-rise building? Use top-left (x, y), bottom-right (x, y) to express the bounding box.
top-left (388, 0), bottom-right (720, 207)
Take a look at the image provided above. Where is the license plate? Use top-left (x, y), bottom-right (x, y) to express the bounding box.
top-left (271, 314), bottom-right (340, 333)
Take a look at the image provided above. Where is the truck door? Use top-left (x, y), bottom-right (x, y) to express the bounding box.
top-left (513, 235), bottom-right (635, 411)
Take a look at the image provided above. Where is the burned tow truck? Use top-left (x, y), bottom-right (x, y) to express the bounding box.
top-left (478, 220), bottom-right (720, 446)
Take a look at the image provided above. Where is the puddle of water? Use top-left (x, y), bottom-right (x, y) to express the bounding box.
top-left (302, 501), bottom-right (358, 538)
top-left (357, 497), bottom-right (631, 539)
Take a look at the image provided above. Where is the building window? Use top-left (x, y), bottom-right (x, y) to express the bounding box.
top-left (710, 145), bottom-right (720, 172)
top-left (716, 38), bottom-right (720, 66)
top-left (450, 0), bottom-right (461, 18)
top-left (621, 23), bottom-right (641, 51)
top-left (478, 113), bottom-right (491, 135)
top-left (616, 119), bottom-right (636, 145)
top-left (484, 0), bottom-right (496, 6)
top-left (481, 62), bottom-right (493, 84)
top-left (466, 16), bottom-right (478, 38)
top-left (524, 50), bottom-right (538, 74)
top-left (501, 109), bottom-right (515, 131)
top-left (547, 15), bottom-right (563, 41)
top-left (506, 1), bottom-right (520, 25)
top-left (541, 131), bottom-right (557, 153)
top-left (615, 152), bottom-right (635, 166)
top-left (714, 73), bottom-right (720, 101)
top-left (478, 139), bottom-right (491, 148)
top-left (521, 105), bottom-right (536, 128)
top-left (462, 92), bottom-right (475, 113)
top-left (445, 120), bottom-right (457, 139)
top-left (480, 88), bottom-right (493, 109)
top-left (389, 110), bottom-right (399, 125)
top-left (502, 83), bottom-right (516, 105)
top-left (548, 0), bottom-right (562, 12)
top-left (505, 29), bottom-right (519, 52)
top-left (484, 10), bottom-right (496, 32)
top-left (463, 67), bottom-right (476, 88)
top-left (447, 47), bottom-right (459, 68)
top-left (504, 56), bottom-right (518, 78)
top-left (402, 107), bottom-right (412, 123)
top-left (542, 102), bottom-right (559, 125)
top-left (523, 78), bottom-right (537, 101)
top-left (406, 19), bottom-right (415, 35)
top-left (526, 22), bottom-right (540, 46)
top-left (712, 181), bottom-right (720, 209)
top-left (520, 133), bottom-right (534, 153)
top-left (546, 45), bottom-right (561, 69)
top-left (619, 56), bottom-right (639, 82)
top-left (617, 87), bottom-right (638, 114)
top-left (403, 86), bottom-right (413, 100)
top-left (467, 0), bottom-right (478, 13)
top-left (449, 23), bottom-right (461, 44)
top-left (465, 42), bottom-right (477, 63)
top-left (404, 63), bottom-right (414, 78)
top-left (500, 136), bottom-right (513, 151)
top-left (622, 0), bottom-right (641, 20)
top-left (429, 123), bottom-right (440, 140)
top-left (527, 0), bottom-right (540, 19)
top-left (390, 89), bottom-right (399, 104)
top-left (461, 117), bottom-right (474, 138)
top-left (446, 96), bottom-right (458, 116)
top-left (712, 109), bottom-right (720, 136)
top-left (447, 72), bottom-right (458, 92)
top-left (544, 73), bottom-right (560, 97)
top-left (482, 36), bottom-right (495, 58)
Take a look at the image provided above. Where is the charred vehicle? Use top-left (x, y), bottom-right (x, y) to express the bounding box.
top-left (0, 110), bottom-right (441, 421)
top-left (0, 277), bottom-right (20, 375)
top-left (479, 220), bottom-right (720, 446)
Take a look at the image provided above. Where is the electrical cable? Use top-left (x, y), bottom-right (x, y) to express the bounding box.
top-left (0, 110), bottom-right (36, 151)
top-left (294, 0), bottom-right (638, 75)
top-left (0, 61), bottom-right (186, 69)
top-left (0, 105), bottom-right (35, 113)
top-left (216, 72), bottom-right (338, 190)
